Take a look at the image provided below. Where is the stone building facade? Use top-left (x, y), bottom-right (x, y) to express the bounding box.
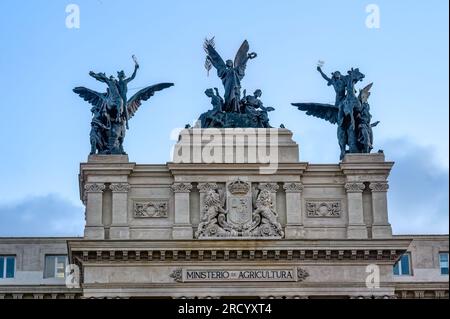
top-left (0, 129), bottom-right (448, 298)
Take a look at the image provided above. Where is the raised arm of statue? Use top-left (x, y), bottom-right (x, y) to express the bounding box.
top-left (125, 63), bottom-right (139, 84)
top-left (317, 66), bottom-right (331, 83)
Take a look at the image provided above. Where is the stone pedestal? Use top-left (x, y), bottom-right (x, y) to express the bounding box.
top-left (173, 128), bottom-right (299, 166)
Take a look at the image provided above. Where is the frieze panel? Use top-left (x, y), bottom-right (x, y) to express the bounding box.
top-left (134, 200), bottom-right (168, 218)
top-left (305, 200), bottom-right (342, 218)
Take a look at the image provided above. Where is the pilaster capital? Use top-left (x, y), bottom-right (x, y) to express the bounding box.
top-left (171, 182), bottom-right (193, 193)
top-left (258, 182), bottom-right (279, 193)
top-left (84, 183), bottom-right (106, 193)
top-left (369, 182), bottom-right (389, 192)
top-left (344, 182), bottom-right (365, 193)
top-left (197, 183), bottom-right (218, 193)
top-left (109, 183), bottom-right (130, 193)
top-left (283, 182), bottom-right (304, 193)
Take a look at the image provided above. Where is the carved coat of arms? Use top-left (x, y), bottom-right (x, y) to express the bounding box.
top-left (195, 179), bottom-right (284, 239)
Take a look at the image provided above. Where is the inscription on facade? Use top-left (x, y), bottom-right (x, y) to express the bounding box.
top-left (170, 267), bottom-right (309, 282)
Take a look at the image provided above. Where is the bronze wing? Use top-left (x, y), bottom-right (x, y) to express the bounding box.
top-left (291, 103), bottom-right (339, 124)
top-left (234, 40), bottom-right (250, 77)
top-left (73, 87), bottom-right (106, 108)
top-left (126, 83), bottom-right (174, 119)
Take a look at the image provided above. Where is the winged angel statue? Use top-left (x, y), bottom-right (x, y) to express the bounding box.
top-left (292, 66), bottom-right (379, 159)
top-left (73, 57), bottom-right (173, 155)
top-left (204, 38), bottom-right (257, 113)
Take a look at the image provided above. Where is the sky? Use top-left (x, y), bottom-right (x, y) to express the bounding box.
top-left (0, 0), bottom-right (448, 236)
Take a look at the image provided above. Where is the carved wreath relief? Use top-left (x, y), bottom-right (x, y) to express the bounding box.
top-left (195, 179), bottom-right (284, 239)
top-left (134, 201), bottom-right (168, 218)
top-left (305, 201), bottom-right (341, 218)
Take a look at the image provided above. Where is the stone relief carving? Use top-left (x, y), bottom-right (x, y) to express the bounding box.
top-left (195, 179), bottom-right (284, 239)
top-left (297, 268), bottom-right (310, 282)
top-left (283, 182), bottom-right (303, 193)
top-left (369, 182), bottom-right (389, 192)
top-left (171, 182), bottom-right (193, 193)
top-left (170, 268), bottom-right (182, 282)
top-left (134, 201), bottom-right (168, 218)
top-left (305, 201), bottom-right (341, 218)
top-left (344, 182), bottom-right (366, 193)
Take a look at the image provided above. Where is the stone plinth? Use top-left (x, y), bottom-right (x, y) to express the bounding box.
top-left (172, 128), bottom-right (299, 164)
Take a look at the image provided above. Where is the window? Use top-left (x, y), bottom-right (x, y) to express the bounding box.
top-left (44, 255), bottom-right (67, 278)
top-left (0, 256), bottom-right (15, 279)
top-left (393, 253), bottom-right (412, 275)
top-left (439, 252), bottom-right (449, 275)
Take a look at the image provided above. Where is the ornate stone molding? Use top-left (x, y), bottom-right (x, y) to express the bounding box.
top-left (258, 182), bottom-right (279, 193)
top-left (197, 182), bottom-right (218, 193)
top-left (84, 183), bottom-right (106, 193)
top-left (297, 268), bottom-right (309, 282)
top-left (344, 182), bottom-right (365, 193)
top-left (305, 201), bottom-right (341, 218)
top-left (169, 268), bottom-right (182, 282)
top-left (109, 183), bottom-right (130, 193)
top-left (369, 182), bottom-right (389, 192)
top-left (134, 201), bottom-right (168, 218)
top-left (283, 182), bottom-right (304, 193)
top-left (171, 182), bottom-right (193, 193)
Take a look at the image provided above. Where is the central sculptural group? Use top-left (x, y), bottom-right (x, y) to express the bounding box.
top-left (73, 38), bottom-right (379, 159)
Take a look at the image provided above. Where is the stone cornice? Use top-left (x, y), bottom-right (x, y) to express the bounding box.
top-left (68, 239), bottom-right (411, 263)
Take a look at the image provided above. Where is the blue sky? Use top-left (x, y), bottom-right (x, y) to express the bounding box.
top-left (0, 0), bottom-right (448, 236)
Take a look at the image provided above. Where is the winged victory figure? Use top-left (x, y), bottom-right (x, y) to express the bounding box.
top-left (204, 38), bottom-right (257, 113)
top-left (73, 57), bottom-right (173, 155)
top-left (292, 66), bottom-right (377, 160)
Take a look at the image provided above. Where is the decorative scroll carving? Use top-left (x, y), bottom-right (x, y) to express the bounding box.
top-left (305, 201), bottom-right (342, 217)
top-left (170, 268), bottom-right (182, 282)
top-left (171, 182), bottom-right (193, 193)
top-left (369, 182), bottom-right (389, 192)
top-left (227, 179), bottom-right (250, 195)
top-left (197, 183), bottom-right (218, 193)
top-left (283, 182), bottom-right (303, 193)
top-left (109, 183), bottom-right (130, 192)
top-left (297, 268), bottom-right (310, 282)
top-left (344, 182), bottom-right (365, 193)
top-left (134, 201), bottom-right (168, 218)
top-left (258, 182), bottom-right (279, 193)
top-left (84, 183), bottom-right (106, 193)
